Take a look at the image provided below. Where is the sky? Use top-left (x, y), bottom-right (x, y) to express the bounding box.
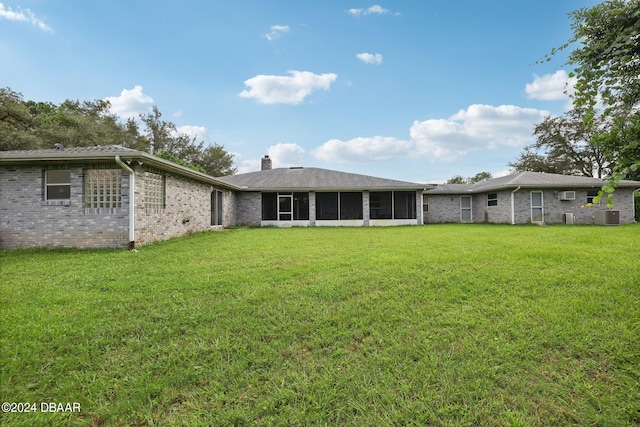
top-left (1, 0), bottom-right (599, 183)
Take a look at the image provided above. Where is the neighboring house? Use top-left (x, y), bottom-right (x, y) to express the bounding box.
top-left (424, 171), bottom-right (640, 225)
top-left (218, 156), bottom-right (430, 227)
top-left (0, 145), bottom-right (240, 250)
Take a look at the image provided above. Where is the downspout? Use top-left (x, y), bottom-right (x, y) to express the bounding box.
top-left (511, 186), bottom-right (521, 225)
top-left (115, 156), bottom-right (136, 249)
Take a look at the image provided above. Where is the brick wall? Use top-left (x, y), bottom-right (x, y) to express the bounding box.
top-left (0, 165), bottom-right (129, 249)
top-left (0, 163), bottom-right (231, 250)
top-left (424, 188), bottom-right (637, 224)
top-left (133, 166), bottom-right (226, 246)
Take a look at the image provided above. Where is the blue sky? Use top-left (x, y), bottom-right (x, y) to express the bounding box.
top-left (1, 1), bottom-right (597, 183)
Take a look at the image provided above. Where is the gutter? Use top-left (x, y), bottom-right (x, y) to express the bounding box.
top-left (115, 156), bottom-right (136, 249)
top-left (511, 186), bottom-right (521, 225)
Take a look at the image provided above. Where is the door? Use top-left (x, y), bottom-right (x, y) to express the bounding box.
top-left (460, 196), bottom-right (472, 222)
top-left (278, 194), bottom-right (292, 221)
top-left (531, 191), bottom-right (544, 222)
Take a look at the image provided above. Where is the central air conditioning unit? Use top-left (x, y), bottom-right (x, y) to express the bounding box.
top-left (564, 213), bottom-right (575, 224)
top-left (559, 191), bottom-right (576, 201)
top-left (594, 210), bottom-right (620, 225)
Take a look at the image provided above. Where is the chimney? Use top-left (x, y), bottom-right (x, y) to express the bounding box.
top-left (261, 155), bottom-right (272, 171)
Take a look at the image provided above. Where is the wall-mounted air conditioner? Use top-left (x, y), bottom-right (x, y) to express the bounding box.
top-left (594, 210), bottom-right (619, 225)
top-left (559, 191), bottom-right (576, 200)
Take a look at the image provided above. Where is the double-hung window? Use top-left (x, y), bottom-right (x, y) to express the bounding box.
top-left (45, 170), bottom-right (71, 202)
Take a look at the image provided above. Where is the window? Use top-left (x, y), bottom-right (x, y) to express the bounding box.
top-left (262, 193), bottom-right (278, 220)
top-left (340, 192), bottom-right (363, 220)
top-left (261, 192), bottom-right (309, 221)
top-left (370, 192), bottom-right (393, 219)
top-left (211, 190), bottom-right (223, 226)
top-left (423, 196), bottom-right (429, 213)
top-left (394, 191), bottom-right (416, 219)
top-left (144, 172), bottom-right (165, 210)
top-left (316, 192), bottom-right (364, 220)
top-left (293, 192), bottom-right (310, 220)
top-left (587, 189), bottom-right (600, 205)
top-left (84, 169), bottom-right (121, 208)
top-left (45, 170), bottom-right (71, 201)
top-left (487, 193), bottom-right (498, 207)
top-left (316, 192), bottom-right (338, 220)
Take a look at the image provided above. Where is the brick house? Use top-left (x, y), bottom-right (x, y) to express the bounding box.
top-left (1, 148), bottom-right (639, 249)
top-left (218, 155), bottom-right (430, 227)
top-left (424, 171), bottom-right (640, 225)
top-left (0, 145), bottom-right (240, 249)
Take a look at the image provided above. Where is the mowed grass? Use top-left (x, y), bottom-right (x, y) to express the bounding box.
top-left (1, 224), bottom-right (639, 426)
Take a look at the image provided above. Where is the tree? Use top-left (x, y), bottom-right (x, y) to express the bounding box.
top-left (446, 172), bottom-right (492, 184)
top-left (544, 0), bottom-right (640, 204)
top-left (1, 87), bottom-right (237, 177)
top-left (510, 109), bottom-right (614, 177)
top-left (139, 106), bottom-right (176, 154)
top-left (0, 88), bottom-right (39, 150)
top-left (198, 144), bottom-right (237, 177)
top-left (469, 171), bottom-right (493, 183)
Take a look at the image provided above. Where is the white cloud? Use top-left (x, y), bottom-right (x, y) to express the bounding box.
top-left (268, 143), bottom-right (305, 167)
top-left (312, 104), bottom-right (549, 164)
top-left (525, 70), bottom-right (576, 101)
top-left (411, 104), bottom-right (550, 161)
top-left (347, 5), bottom-right (399, 17)
top-left (313, 136), bottom-right (413, 163)
top-left (105, 85), bottom-right (154, 119)
top-left (239, 70), bottom-right (338, 105)
top-left (0, 2), bottom-right (53, 32)
top-left (265, 24), bottom-right (290, 41)
top-left (356, 52), bottom-right (383, 64)
top-left (175, 125), bottom-right (207, 140)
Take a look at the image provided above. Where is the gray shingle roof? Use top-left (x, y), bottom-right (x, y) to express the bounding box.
top-left (0, 145), bottom-right (241, 190)
top-left (426, 171), bottom-right (640, 194)
top-left (0, 145), bottom-right (141, 157)
top-left (217, 167), bottom-right (430, 191)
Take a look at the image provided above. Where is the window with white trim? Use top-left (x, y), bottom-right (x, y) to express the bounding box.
top-left (144, 172), bottom-right (165, 210)
top-left (587, 189), bottom-right (600, 205)
top-left (45, 170), bottom-right (71, 201)
top-left (487, 193), bottom-right (498, 206)
top-left (84, 169), bottom-right (121, 208)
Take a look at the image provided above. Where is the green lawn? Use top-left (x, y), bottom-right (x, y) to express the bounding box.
top-left (1, 225), bottom-right (639, 426)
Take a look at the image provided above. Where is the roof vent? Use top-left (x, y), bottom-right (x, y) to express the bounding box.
top-left (53, 143), bottom-right (64, 150)
top-left (290, 166), bottom-right (303, 169)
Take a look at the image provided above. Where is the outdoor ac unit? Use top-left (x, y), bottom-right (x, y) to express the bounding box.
top-left (564, 213), bottom-right (575, 224)
top-left (559, 191), bottom-right (576, 200)
top-left (594, 210), bottom-right (619, 225)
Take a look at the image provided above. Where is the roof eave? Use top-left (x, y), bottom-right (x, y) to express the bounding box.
top-left (0, 150), bottom-right (242, 191)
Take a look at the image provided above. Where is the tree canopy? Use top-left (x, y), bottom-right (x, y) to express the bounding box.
top-left (446, 172), bottom-right (492, 184)
top-left (535, 0), bottom-right (640, 204)
top-left (510, 108), bottom-right (614, 178)
top-left (0, 88), bottom-right (237, 177)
